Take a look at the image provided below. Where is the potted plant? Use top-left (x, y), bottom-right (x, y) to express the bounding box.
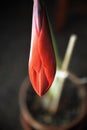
top-left (19, 0), bottom-right (87, 130)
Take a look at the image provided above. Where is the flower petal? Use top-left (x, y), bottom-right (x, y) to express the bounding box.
top-left (28, 0), bottom-right (56, 96)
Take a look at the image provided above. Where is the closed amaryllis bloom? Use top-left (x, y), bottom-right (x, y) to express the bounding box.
top-left (28, 0), bottom-right (56, 96)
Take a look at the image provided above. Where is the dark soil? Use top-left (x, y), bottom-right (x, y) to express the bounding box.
top-left (26, 79), bottom-right (83, 126)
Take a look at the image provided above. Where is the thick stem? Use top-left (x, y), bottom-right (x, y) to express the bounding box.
top-left (41, 35), bottom-right (77, 114)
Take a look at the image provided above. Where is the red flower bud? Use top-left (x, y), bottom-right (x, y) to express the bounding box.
top-left (28, 0), bottom-right (56, 96)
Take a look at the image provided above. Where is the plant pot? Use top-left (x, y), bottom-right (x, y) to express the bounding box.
top-left (19, 73), bottom-right (87, 130)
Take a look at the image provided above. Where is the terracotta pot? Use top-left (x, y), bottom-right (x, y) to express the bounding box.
top-left (19, 73), bottom-right (87, 130)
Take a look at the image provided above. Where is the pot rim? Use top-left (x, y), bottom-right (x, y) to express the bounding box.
top-left (19, 76), bottom-right (87, 130)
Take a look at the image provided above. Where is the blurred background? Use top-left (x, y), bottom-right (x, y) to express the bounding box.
top-left (0, 0), bottom-right (87, 130)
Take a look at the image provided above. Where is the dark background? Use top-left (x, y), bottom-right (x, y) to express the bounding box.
top-left (0, 0), bottom-right (87, 130)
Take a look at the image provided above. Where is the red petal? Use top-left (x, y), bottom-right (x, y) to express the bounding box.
top-left (28, 0), bottom-right (56, 96)
top-left (38, 12), bottom-right (56, 93)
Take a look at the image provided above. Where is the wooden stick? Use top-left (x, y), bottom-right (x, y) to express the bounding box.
top-left (61, 35), bottom-right (77, 70)
top-left (41, 35), bottom-right (77, 113)
top-left (48, 35), bottom-right (77, 113)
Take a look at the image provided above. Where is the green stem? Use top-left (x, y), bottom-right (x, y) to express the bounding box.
top-left (41, 1), bottom-right (77, 114)
top-left (47, 15), bottom-right (61, 69)
top-left (41, 34), bottom-right (77, 114)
